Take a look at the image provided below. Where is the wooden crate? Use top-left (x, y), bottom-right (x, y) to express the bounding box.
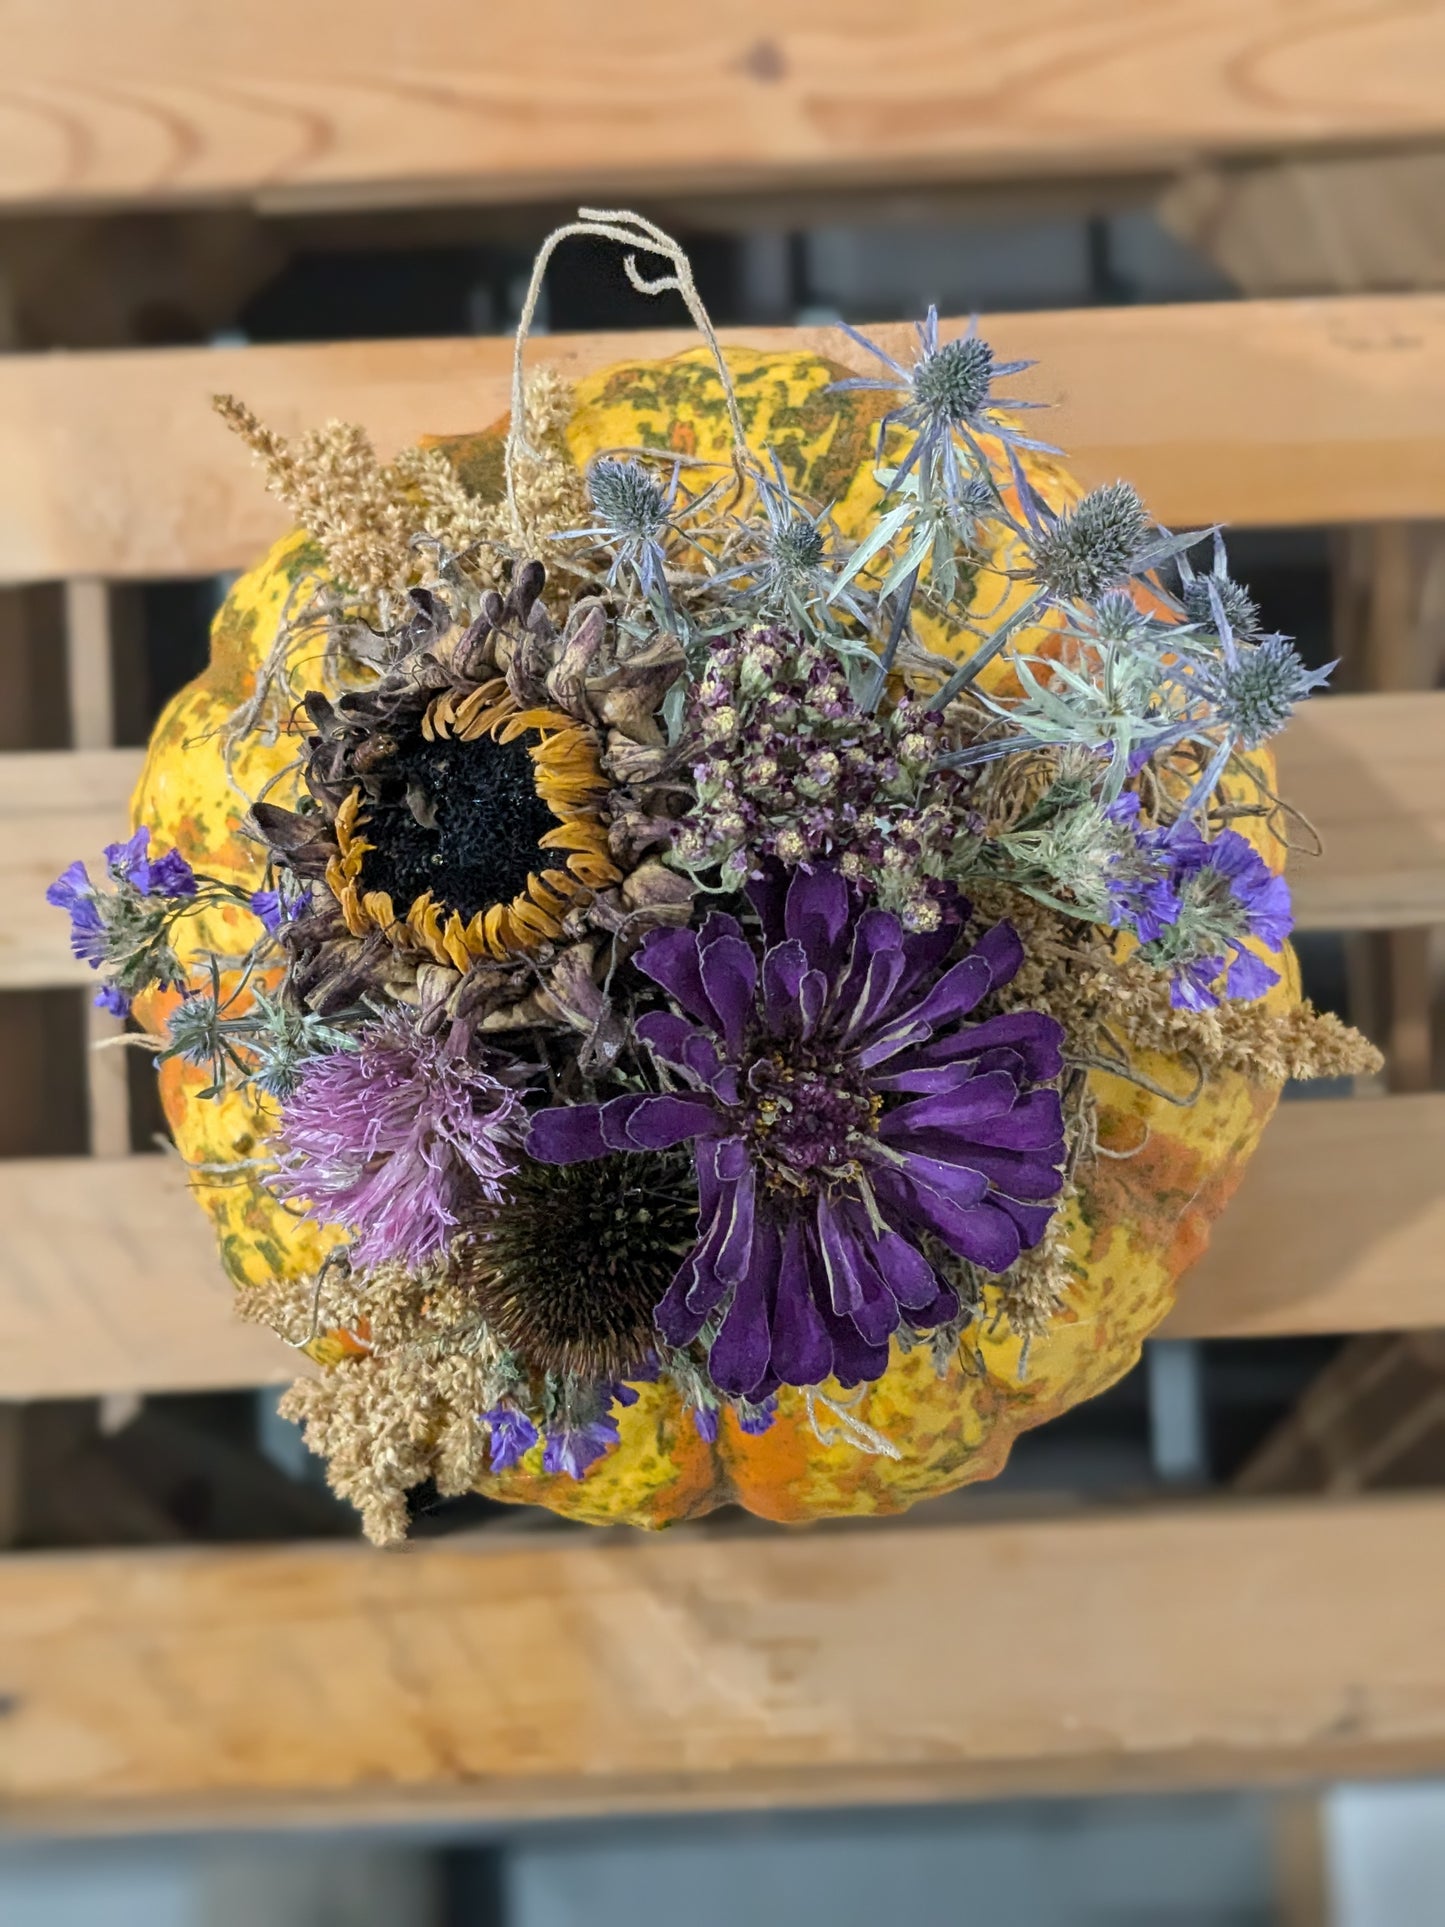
top-left (2, 0), bottom-right (1445, 1840)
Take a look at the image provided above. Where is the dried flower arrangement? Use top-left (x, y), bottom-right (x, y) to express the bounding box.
top-left (52, 212), bottom-right (1378, 1541)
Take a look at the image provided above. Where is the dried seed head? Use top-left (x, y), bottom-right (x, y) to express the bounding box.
top-left (1181, 571), bottom-right (1260, 641)
top-left (1033, 482), bottom-right (1150, 603)
top-left (767, 514), bottom-right (828, 580)
top-left (1208, 634), bottom-right (1328, 748)
top-left (456, 1153), bottom-right (698, 1381)
top-left (912, 333), bottom-right (996, 427)
top-left (587, 458), bottom-right (669, 540)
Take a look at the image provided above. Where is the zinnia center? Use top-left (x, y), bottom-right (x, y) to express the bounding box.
top-left (745, 1054), bottom-right (879, 1187)
top-left (357, 724), bottom-right (558, 921)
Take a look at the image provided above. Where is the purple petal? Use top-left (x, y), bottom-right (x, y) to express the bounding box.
top-left (698, 930), bottom-right (758, 1057)
top-left (527, 1104), bottom-right (610, 1163)
top-left (768, 1217), bottom-right (833, 1387)
top-left (714, 1162), bottom-right (757, 1284)
top-left (616, 1092), bottom-right (719, 1151)
top-left (783, 866), bottom-right (850, 971)
top-left (761, 938), bottom-right (809, 1032)
top-left (634, 1009), bottom-right (703, 1072)
top-left (1225, 948), bottom-right (1280, 1002)
top-left (817, 1201), bottom-right (899, 1346)
top-left (45, 860), bottom-right (93, 914)
top-left (879, 1069), bottom-right (1020, 1142)
top-left (708, 1218), bottom-right (776, 1396)
top-left (635, 926), bottom-right (715, 1026)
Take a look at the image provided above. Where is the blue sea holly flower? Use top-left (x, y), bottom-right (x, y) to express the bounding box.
top-left (829, 308), bottom-right (1055, 503)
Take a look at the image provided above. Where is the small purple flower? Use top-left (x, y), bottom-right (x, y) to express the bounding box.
top-left (483, 1407), bottom-right (539, 1472)
top-left (692, 1404), bottom-right (720, 1443)
top-left (736, 1397), bottom-right (776, 1436)
top-left (530, 868), bottom-right (1066, 1399)
top-left (1140, 825), bottom-right (1293, 1011)
top-left (93, 982), bottom-right (131, 1018)
top-left (104, 828), bottom-right (196, 899)
top-left (46, 860), bottom-right (109, 965)
top-left (250, 876), bottom-right (305, 933)
top-left (542, 1412), bottom-right (620, 1479)
top-left (271, 1008), bottom-right (527, 1270)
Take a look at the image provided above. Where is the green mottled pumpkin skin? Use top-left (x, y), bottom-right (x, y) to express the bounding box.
top-left (132, 346), bottom-right (1295, 1528)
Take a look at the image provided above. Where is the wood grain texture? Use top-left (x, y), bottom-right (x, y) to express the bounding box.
top-left (5, 295), bottom-right (1445, 583)
top-left (3, 1095), bottom-right (1440, 1400)
top-left (0, 1), bottom-right (1442, 214)
top-left (1277, 692), bottom-right (1445, 932)
top-left (1160, 1093), bottom-right (1445, 1340)
top-left (4, 1494), bottom-right (1445, 1831)
top-left (0, 749), bottom-right (143, 988)
top-left (0, 1155), bottom-right (294, 1400)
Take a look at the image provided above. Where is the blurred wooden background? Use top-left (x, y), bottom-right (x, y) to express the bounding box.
top-left (1, 1), bottom-right (1444, 1875)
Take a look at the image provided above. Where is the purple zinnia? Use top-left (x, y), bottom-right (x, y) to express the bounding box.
top-left (1142, 825), bottom-right (1293, 1011)
top-left (529, 868), bottom-right (1066, 1398)
top-left (271, 1008), bottom-right (526, 1269)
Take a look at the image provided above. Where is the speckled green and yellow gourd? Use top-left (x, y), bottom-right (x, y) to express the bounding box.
top-left (130, 346), bottom-right (1295, 1527)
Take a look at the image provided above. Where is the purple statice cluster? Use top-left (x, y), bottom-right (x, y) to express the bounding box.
top-left (46, 827), bottom-right (198, 1016)
top-left (1105, 796), bottom-right (1293, 1009)
top-left (672, 626), bottom-right (965, 932)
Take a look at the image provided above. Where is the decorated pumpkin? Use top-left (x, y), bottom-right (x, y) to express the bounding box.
top-left (53, 213), bottom-right (1374, 1541)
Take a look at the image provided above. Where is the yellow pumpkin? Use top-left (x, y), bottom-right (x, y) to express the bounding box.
top-left (131, 346), bottom-right (1295, 1528)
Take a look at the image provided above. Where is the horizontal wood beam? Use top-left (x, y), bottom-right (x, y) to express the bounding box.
top-left (5, 296), bottom-right (1445, 584)
top-left (0, 1), bottom-right (1442, 216)
top-left (7, 692), bottom-right (1440, 992)
top-left (4, 1094), bottom-right (1441, 1402)
top-left (5, 1495), bottom-right (1445, 1831)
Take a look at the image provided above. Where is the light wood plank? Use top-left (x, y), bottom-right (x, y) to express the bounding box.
top-left (0, 749), bottom-right (142, 989)
top-left (0, 0), bottom-right (1442, 215)
top-left (6, 296), bottom-right (1445, 583)
top-left (1161, 1094), bottom-right (1445, 1340)
top-left (4, 1495), bottom-right (1445, 1830)
top-left (1277, 692), bottom-right (1445, 933)
top-left (3, 1095), bottom-right (1441, 1401)
top-left (0, 1155), bottom-right (294, 1401)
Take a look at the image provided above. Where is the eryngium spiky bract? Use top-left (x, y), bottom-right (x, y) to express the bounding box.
top-left (1032, 482), bottom-right (1150, 603)
top-left (911, 333), bottom-right (995, 426)
top-left (458, 1153), bottom-right (698, 1381)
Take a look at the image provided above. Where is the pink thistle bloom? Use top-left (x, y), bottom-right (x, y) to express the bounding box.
top-left (271, 1008), bottom-right (527, 1270)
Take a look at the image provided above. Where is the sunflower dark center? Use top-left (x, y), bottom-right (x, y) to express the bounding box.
top-left (745, 1052), bottom-right (878, 1188)
top-left (356, 723), bottom-right (559, 920)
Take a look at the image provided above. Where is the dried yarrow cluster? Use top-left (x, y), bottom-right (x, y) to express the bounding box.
top-left (54, 213), bottom-right (1380, 1541)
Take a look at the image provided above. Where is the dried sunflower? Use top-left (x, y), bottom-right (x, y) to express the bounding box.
top-left (255, 561), bottom-right (693, 1031)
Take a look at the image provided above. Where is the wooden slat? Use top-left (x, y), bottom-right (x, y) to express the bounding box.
top-left (0, 1154), bottom-right (294, 1400)
top-left (6, 296), bottom-right (1445, 583)
top-left (3, 1095), bottom-right (1441, 1401)
top-left (5, 692), bottom-right (1440, 994)
top-left (0, 749), bottom-right (142, 989)
top-left (1276, 692), bottom-right (1445, 933)
top-left (1159, 1093), bottom-right (1445, 1339)
top-left (5, 1495), bottom-right (1445, 1831)
top-left (0, 1), bottom-right (1442, 216)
